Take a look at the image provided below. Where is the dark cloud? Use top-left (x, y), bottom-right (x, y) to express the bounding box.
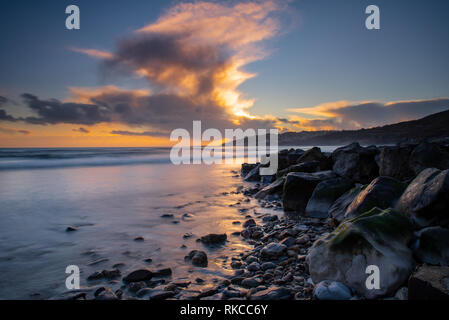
top-left (110, 130), bottom-right (166, 137)
top-left (72, 127), bottom-right (89, 133)
top-left (0, 90), bottom-right (276, 135)
top-left (103, 33), bottom-right (228, 96)
top-left (0, 96), bottom-right (8, 106)
top-left (327, 99), bottom-right (449, 129)
top-left (0, 109), bottom-right (18, 122)
top-left (20, 93), bottom-right (111, 125)
top-left (290, 98), bottom-right (449, 130)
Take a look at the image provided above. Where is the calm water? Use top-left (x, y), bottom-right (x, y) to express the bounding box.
top-left (0, 146), bottom-right (339, 299)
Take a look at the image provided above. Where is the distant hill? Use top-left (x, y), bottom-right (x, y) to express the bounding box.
top-left (225, 109), bottom-right (449, 147)
top-left (278, 109), bottom-right (449, 146)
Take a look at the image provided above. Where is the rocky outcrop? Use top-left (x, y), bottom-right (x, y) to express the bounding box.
top-left (412, 226), bottom-right (449, 266)
top-left (408, 265), bottom-right (449, 300)
top-left (328, 184), bottom-right (364, 223)
top-left (344, 176), bottom-right (405, 220)
top-left (305, 177), bottom-right (354, 218)
top-left (331, 143), bottom-right (379, 184)
top-left (396, 168), bottom-right (449, 228)
top-left (283, 171), bottom-right (336, 214)
top-left (378, 145), bottom-right (415, 181)
top-left (306, 208), bottom-right (414, 298)
top-left (409, 142), bottom-right (449, 175)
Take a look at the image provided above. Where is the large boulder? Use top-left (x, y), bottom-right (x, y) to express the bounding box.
top-left (409, 142), bottom-right (449, 175)
top-left (408, 265), bottom-right (449, 300)
top-left (306, 208), bottom-right (414, 299)
top-left (328, 184), bottom-right (364, 223)
top-left (305, 177), bottom-right (354, 218)
top-left (344, 176), bottom-right (406, 220)
top-left (332, 143), bottom-right (379, 184)
top-left (254, 177), bottom-right (285, 199)
top-left (297, 147), bottom-right (332, 170)
top-left (283, 171), bottom-right (336, 214)
top-left (396, 168), bottom-right (449, 228)
top-left (276, 161), bottom-right (320, 178)
top-left (412, 226), bottom-right (449, 266)
top-left (378, 145), bottom-right (415, 181)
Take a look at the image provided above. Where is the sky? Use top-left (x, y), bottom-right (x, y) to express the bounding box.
top-left (0, 0), bottom-right (448, 147)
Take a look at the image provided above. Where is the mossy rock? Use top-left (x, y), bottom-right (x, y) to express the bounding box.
top-left (307, 207), bottom-right (414, 299)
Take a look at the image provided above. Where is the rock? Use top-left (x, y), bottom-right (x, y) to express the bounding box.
top-left (412, 226), bottom-right (449, 266)
top-left (185, 250), bottom-right (208, 267)
top-left (241, 277), bottom-right (262, 288)
top-left (247, 262), bottom-right (261, 272)
top-left (408, 265), bottom-right (449, 300)
top-left (396, 168), bottom-right (449, 228)
top-left (200, 233), bottom-right (227, 244)
top-left (332, 142), bottom-right (379, 184)
top-left (297, 147), bottom-right (331, 170)
top-left (296, 234), bottom-right (310, 245)
top-left (313, 280), bottom-right (352, 300)
top-left (123, 269), bottom-right (153, 283)
top-left (394, 287), bottom-right (408, 300)
top-left (249, 286), bottom-right (292, 300)
top-left (244, 164), bottom-right (261, 182)
top-left (128, 281), bottom-right (146, 293)
top-left (243, 219), bottom-right (256, 228)
top-left (344, 176), bottom-right (405, 220)
top-left (66, 226), bottom-right (77, 232)
top-left (378, 145), bottom-right (415, 181)
top-left (153, 268), bottom-right (172, 277)
top-left (306, 208), bottom-right (414, 299)
top-left (134, 236), bottom-right (144, 241)
top-left (305, 177), bottom-right (354, 218)
top-left (160, 214), bottom-right (174, 218)
top-left (261, 262), bottom-right (277, 270)
top-left (94, 287), bottom-right (118, 300)
top-left (254, 178), bottom-right (285, 199)
top-left (231, 261), bottom-right (242, 269)
top-left (409, 142), bottom-right (449, 175)
top-left (283, 171), bottom-right (336, 214)
top-left (276, 161), bottom-right (320, 178)
top-left (241, 163), bottom-right (258, 177)
top-left (102, 269), bottom-right (121, 279)
top-left (147, 289), bottom-right (176, 300)
top-left (260, 242), bottom-right (287, 260)
top-left (328, 184), bottom-right (364, 223)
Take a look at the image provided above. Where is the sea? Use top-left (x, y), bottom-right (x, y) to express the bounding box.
top-left (0, 146), bottom-right (339, 299)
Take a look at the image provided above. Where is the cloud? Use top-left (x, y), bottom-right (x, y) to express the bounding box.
top-left (19, 93), bottom-right (111, 125)
top-left (0, 127), bottom-right (30, 135)
top-left (70, 47), bottom-right (114, 60)
top-left (110, 130), bottom-right (166, 137)
top-left (287, 98), bottom-right (449, 130)
top-left (3, 87), bottom-right (277, 135)
top-left (0, 109), bottom-right (18, 122)
top-left (76, 0), bottom-right (287, 120)
top-left (72, 127), bottom-right (90, 133)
